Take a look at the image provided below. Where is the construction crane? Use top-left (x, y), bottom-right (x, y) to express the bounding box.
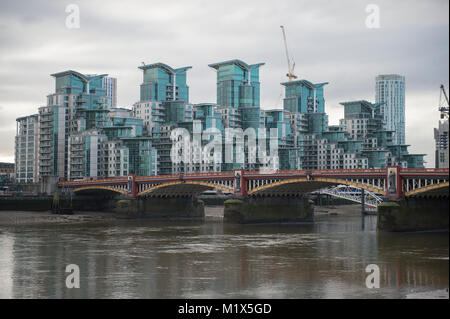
top-left (280, 25), bottom-right (297, 81)
top-left (439, 84), bottom-right (449, 119)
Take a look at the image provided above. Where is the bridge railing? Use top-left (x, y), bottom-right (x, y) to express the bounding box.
top-left (135, 171), bottom-right (235, 181)
top-left (243, 168), bottom-right (386, 176)
top-left (311, 168), bottom-right (386, 175)
top-left (401, 168), bottom-right (449, 172)
top-left (58, 171), bottom-right (237, 187)
top-left (400, 168), bottom-right (449, 175)
top-left (244, 169), bottom-right (306, 176)
top-left (58, 177), bottom-right (128, 187)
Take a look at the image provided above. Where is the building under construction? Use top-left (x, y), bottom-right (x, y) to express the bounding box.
top-left (435, 85), bottom-right (449, 168)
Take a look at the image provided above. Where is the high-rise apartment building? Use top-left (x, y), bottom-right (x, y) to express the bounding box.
top-left (102, 76), bottom-right (117, 109)
top-left (138, 62), bottom-right (191, 103)
top-left (15, 114), bottom-right (39, 183)
top-left (14, 69), bottom-right (158, 182)
top-left (38, 71), bottom-right (109, 179)
top-left (87, 75), bottom-right (117, 109)
top-left (434, 120), bottom-right (449, 168)
top-left (208, 60), bottom-right (268, 171)
top-left (282, 79), bottom-right (328, 114)
top-left (208, 59), bottom-right (264, 108)
top-left (68, 129), bottom-right (107, 179)
top-left (375, 74), bottom-right (406, 145)
top-left (133, 63), bottom-right (192, 175)
top-left (133, 65), bottom-right (191, 142)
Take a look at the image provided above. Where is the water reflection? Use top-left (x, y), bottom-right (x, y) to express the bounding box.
top-left (0, 209), bottom-right (447, 299)
top-left (0, 233), bottom-right (13, 298)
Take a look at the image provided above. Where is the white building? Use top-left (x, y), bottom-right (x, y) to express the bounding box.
top-left (15, 114), bottom-right (40, 183)
top-left (100, 140), bottom-right (129, 178)
top-left (102, 76), bottom-right (117, 109)
top-left (132, 101), bottom-right (165, 134)
top-left (375, 74), bottom-right (406, 145)
top-left (67, 129), bottom-right (108, 180)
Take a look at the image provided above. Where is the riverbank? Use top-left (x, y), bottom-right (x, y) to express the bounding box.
top-left (0, 210), bottom-right (117, 226)
top-left (0, 204), bottom-right (365, 226)
top-left (314, 204), bottom-right (363, 215)
top-left (0, 196), bottom-right (114, 212)
top-left (0, 195), bottom-right (356, 212)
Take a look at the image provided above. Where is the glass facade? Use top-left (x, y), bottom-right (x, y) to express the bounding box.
top-left (209, 60), bottom-right (264, 108)
top-left (282, 80), bottom-right (328, 114)
top-left (375, 74), bottom-right (406, 145)
top-left (139, 63), bottom-right (191, 103)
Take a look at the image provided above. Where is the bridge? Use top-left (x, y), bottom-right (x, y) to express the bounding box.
top-left (317, 185), bottom-right (383, 211)
top-left (56, 166), bottom-right (449, 229)
top-left (58, 166), bottom-right (449, 199)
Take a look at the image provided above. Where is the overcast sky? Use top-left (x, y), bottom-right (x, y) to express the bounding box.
top-left (0, 0), bottom-right (448, 166)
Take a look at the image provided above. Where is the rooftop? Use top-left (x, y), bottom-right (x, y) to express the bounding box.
top-left (376, 74), bottom-right (405, 81)
top-left (339, 100), bottom-right (384, 109)
top-left (50, 70), bottom-right (108, 82)
top-left (281, 79), bottom-right (328, 88)
top-left (138, 62), bottom-right (192, 74)
top-left (16, 114), bottom-right (38, 121)
top-left (208, 59), bottom-right (265, 70)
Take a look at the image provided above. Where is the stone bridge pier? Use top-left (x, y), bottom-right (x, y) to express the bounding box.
top-left (223, 196), bottom-right (314, 224)
top-left (114, 196), bottom-right (205, 220)
top-left (377, 196), bottom-right (449, 232)
top-left (376, 167), bottom-right (449, 232)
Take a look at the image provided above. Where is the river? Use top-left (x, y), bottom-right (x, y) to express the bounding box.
top-left (0, 205), bottom-right (448, 299)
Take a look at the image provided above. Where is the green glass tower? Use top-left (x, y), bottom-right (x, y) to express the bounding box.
top-left (208, 59), bottom-right (264, 108)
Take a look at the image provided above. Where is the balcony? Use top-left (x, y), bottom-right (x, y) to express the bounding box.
top-left (76, 96), bottom-right (88, 102)
top-left (39, 143), bottom-right (52, 149)
top-left (40, 123), bottom-right (53, 129)
top-left (70, 140), bottom-right (85, 145)
top-left (40, 117), bottom-right (53, 123)
top-left (39, 154), bottom-right (52, 160)
top-left (40, 129), bottom-right (52, 135)
top-left (153, 104), bottom-right (165, 110)
top-left (40, 161), bottom-right (51, 167)
top-left (70, 174), bottom-right (84, 179)
top-left (40, 135), bottom-right (52, 142)
top-left (39, 148), bottom-right (52, 154)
